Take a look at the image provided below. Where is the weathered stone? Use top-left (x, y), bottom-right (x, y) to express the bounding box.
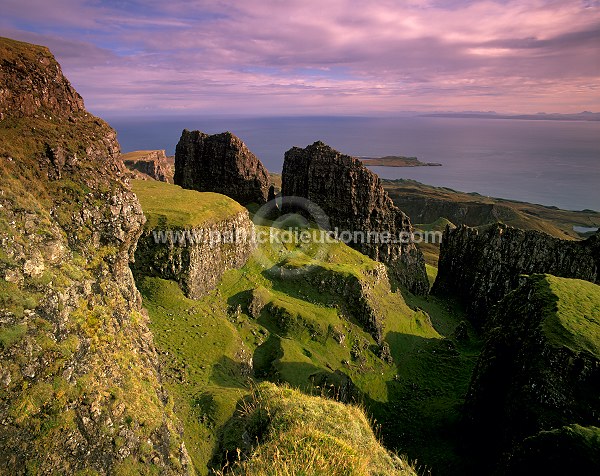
top-left (462, 274), bottom-right (600, 473)
top-left (174, 130), bottom-right (270, 204)
top-left (133, 209), bottom-right (255, 299)
top-left (0, 37), bottom-right (191, 475)
top-left (121, 150), bottom-right (173, 183)
top-left (432, 223), bottom-right (600, 325)
top-left (281, 141), bottom-right (428, 294)
top-left (0, 37), bottom-right (84, 119)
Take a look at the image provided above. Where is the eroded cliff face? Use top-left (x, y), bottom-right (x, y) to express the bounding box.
top-left (281, 141), bottom-right (429, 295)
top-left (174, 130), bottom-right (270, 205)
top-left (0, 37), bottom-right (84, 120)
top-left (462, 274), bottom-right (600, 474)
top-left (432, 223), bottom-right (599, 324)
top-left (122, 149), bottom-right (174, 183)
top-left (0, 37), bottom-right (191, 474)
top-left (133, 209), bottom-right (255, 299)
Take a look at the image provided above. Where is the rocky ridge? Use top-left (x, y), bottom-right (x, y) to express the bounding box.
top-left (121, 149), bottom-right (174, 183)
top-left (133, 206), bottom-right (255, 300)
top-left (0, 37), bottom-right (84, 120)
top-left (432, 223), bottom-right (599, 324)
top-left (0, 37), bottom-right (191, 474)
top-left (174, 130), bottom-right (271, 205)
top-left (281, 141), bottom-right (429, 294)
top-left (462, 274), bottom-right (600, 474)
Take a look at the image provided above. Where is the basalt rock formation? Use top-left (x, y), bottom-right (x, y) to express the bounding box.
top-left (121, 149), bottom-right (174, 183)
top-left (281, 141), bottom-right (428, 294)
top-left (174, 130), bottom-right (270, 205)
top-left (133, 206), bottom-right (255, 300)
top-left (0, 37), bottom-right (191, 474)
top-left (432, 223), bottom-right (600, 325)
top-left (462, 274), bottom-right (600, 474)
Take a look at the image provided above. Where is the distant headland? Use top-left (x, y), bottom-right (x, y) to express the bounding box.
top-left (359, 155), bottom-right (442, 167)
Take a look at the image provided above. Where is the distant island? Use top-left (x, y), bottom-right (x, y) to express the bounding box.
top-left (422, 111), bottom-right (600, 122)
top-left (360, 155), bottom-right (442, 167)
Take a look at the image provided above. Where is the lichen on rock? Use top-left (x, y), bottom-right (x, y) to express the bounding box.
top-left (0, 36), bottom-right (192, 474)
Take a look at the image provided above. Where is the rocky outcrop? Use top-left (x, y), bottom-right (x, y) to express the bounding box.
top-left (133, 209), bottom-right (255, 299)
top-left (174, 130), bottom-right (270, 204)
top-left (121, 149), bottom-right (173, 182)
top-left (0, 37), bottom-right (85, 120)
top-left (281, 141), bottom-right (428, 294)
top-left (462, 274), bottom-right (600, 474)
top-left (267, 260), bottom-right (391, 343)
top-left (0, 37), bottom-right (191, 474)
top-left (432, 223), bottom-right (599, 324)
top-left (390, 193), bottom-right (519, 227)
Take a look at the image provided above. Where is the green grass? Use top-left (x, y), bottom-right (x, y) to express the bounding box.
top-left (508, 424), bottom-right (600, 473)
top-left (416, 217), bottom-right (455, 233)
top-left (137, 276), bottom-right (248, 474)
top-left (0, 323), bottom-right (28, 350)
top-left (425, 264), bottom-right (438, 288)
top-left (217, 382), bottom-right (416, 476)
top-left (136, 213), bottom-right (480, 474)
top-left (131, 179), bottom-right (244, 229)
top-left (538, 275), bottom-right (600, 358)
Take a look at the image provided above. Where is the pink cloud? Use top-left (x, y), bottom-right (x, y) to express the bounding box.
top-left (1, 0), bottom-right (598, 114)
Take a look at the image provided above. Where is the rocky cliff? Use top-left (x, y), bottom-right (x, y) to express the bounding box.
top-left (433, 223), bottom-right (599, 324)
top-left (0, 37), bottom-right (191, 474)
top-left (174, 130), bottom-right (270, 205)
top-left (131, 180), bottom-right (255, 299)
top-left (281, 141), bottom-right (429, 294)
top-left (462, 274), bottom-right (600, 474)
top-left (121, 149), bottom-right (174, 183)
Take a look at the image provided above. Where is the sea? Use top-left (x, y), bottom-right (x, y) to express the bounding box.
top-left (105, 115), bottom-right (600, 212)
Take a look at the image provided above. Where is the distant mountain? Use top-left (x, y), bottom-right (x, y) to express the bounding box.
top-left (422, 111), bottom-right (600, 121)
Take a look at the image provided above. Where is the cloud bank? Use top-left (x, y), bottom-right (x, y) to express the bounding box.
top-left (1, 0), bottom-right (599, 115)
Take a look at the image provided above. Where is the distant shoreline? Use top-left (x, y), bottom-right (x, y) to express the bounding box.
top-left (421, 112), bottom-right (600, 122)
top-left (359, 156), bottom-right (442, 167)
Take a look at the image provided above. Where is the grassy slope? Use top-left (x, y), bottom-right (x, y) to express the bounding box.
top-left (541, 276), bottom-right (600, 358)
top-left (217, 382), bottom-right (417, 475)
top-left (383, 179), bottom-right (599, 238)
top-left (0, 38), bottom-right (188, 473)
top-left (134, 181), bottom-right (480, 475)
top-left (131, 179), bottom-right (244, 229)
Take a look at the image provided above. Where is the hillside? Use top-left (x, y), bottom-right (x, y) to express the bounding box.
top-left (133, 180), bottom-right (480, 474)
top-left (0, 37), bottom-right (191, 474)
top-left (4, 34), bottom-right (599, 476)
top-left (382, 179), bottom-right (599, 239)
top-left (216, 382), bottom-right (417, 475)
top-left (463, 275), bottom-right (600, 473)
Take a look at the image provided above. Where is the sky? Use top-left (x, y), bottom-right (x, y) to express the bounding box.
top-left (1, 0), bottom-right (599, 116)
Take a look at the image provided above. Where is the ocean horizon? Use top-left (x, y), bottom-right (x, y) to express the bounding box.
top-left (106, 115), bottom-right (600, 212)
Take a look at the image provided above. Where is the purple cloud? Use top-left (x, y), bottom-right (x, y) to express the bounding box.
top-left (1, 0), bottom-right (598, 115)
